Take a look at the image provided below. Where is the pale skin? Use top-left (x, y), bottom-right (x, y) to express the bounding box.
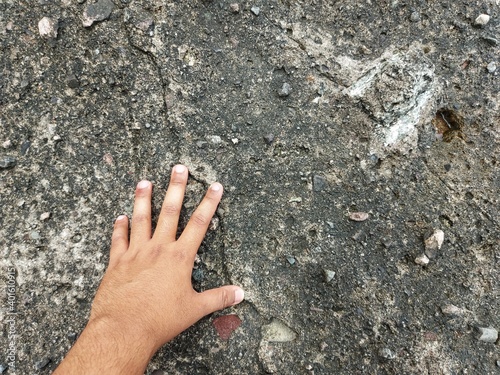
top-left (54, 164), bottom-right (244, 374)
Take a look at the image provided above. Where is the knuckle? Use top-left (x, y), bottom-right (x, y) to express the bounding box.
top-left (219, 289), bottom-right (230, 309)
top-left (174, 249), bottom-right (187, 262)
top-left (112, 232), bottom-right (126, 242)
top-left (191, 213), bottom-right (209, 227)
top-left (161, 203), bottom-right (181, 216)
top-left (169, 178), bottom-right (185, 187)
top-left (148, 243), bottom-right (164, 259)
top-left (133, 213), bottom-right (151, 224)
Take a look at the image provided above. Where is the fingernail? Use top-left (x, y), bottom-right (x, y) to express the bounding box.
top-left (233, 288), bottom-right (245, 305)
top-left (137, 180), bottom-right (150, 189)
top-left (211, 182), bottom-right (222, 192)
top-left (116, 215), bottom-right (127, 222)
top-left (174, 165), bottom-right (186, 174)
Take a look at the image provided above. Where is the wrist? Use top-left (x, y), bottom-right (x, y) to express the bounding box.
top-left (55, 317), bottom-right (157, 375)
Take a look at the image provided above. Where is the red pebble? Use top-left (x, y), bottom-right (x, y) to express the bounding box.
top-left (213, 314), bottom-right (242, 340)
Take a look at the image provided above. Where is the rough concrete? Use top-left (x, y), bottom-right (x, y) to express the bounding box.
top-left (1, 0), bottom-right (499, 374)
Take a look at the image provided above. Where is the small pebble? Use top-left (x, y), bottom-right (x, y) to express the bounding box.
top-left (103, 153), bottom-right (113, 165)
top-left (30, 231), bottom-right (41, 240)
top-left (477, 327), bottom-right (498, 343)
top-left (83, 0), bottom-right (114, 27)
top-left (2, 140), bottom-right (11, 149)
top-left (313, 175), bottom-right (327, 192)
top-left (379, 348), bottom-right (396, 360)
top-left (192, 268), bottom-right (204, 282)
top-left (0, 156), bottom-right (17, 169)
top-left (229, 3), bottom-right (240, 13)
top-left (349, 212), bottom-right (369, 222)
top-left (487, 62), bottom-right (497, 73)
top-left (67, 74), bottom-right (80, 89)
top-left (414, 253), bottom-right (430, 266)
top-left (278, 82), bottom-right (292, 97)
top-left (34, 357), bottom-right (51, 370)
top-left (40, 212), bottom-right (51, 221)
top-left (410, 11), bottom-right (420, 22)
top-left (441, 304), bottom-right (463, 315)
top-left (20, 140), bottom-right (31, 155)
top-left (263, 133), bottom-right (275, 145)
top-left (482, 36), bottom-right (498, 46)
top-left (286, 256), bottom-right (296, 265)
top-left (262, 318), bottom-right (297, 342)
top-left (38, 17), bottom-right (58, 39)
top-left (213, 314), bottom-right (242, 340)
top-left (251, 6), bottom-right (260, 16)
top-left (323, 269), bottom-right (335, 283)
top-left (424, 229), bottom-right (444, 259)
top-left (209, 217), bottom-right (219, 231)
top-left (208, 135), bottom-right (222, 144)
top-left (231, 138), bottom-right (239, 144)
top-left (474, 14), bottom-right (490, 26)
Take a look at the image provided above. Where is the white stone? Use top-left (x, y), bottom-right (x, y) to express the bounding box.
top-left (424, 229), bottom-right (444, 250)
top-left (487, 62), bottom-right (497, 73)
top-left (474, 14), bottom-right (490, 26)
top-left (323, 269), bottom-right (336, 283)
top-left (477, 327), bottom-right (498, 343)
top-left (441, 304), bottom-right (463, 315)
top-left (208, 135), bottom-right (222, 144)
top-left (40, 212), bottom-right (51, 221)
top-left (38, 17), bottom-right (58, 39)
top-left (261, 319), bottom-right (297, 342)
top-left (251, 6), bottom-right (260, 16)
top-left (414, 253), bottom-right (430, 266)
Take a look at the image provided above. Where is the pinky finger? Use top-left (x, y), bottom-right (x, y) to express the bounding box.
top-left (109, 215), bottom-right (129, 267)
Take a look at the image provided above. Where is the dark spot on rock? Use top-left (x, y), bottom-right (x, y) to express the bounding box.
top-left (263, 133), bottom-right (275, 145)
top-left (71, 233), bottom-right (82, 243)
top-left (192, 268), bottom-right (204, 282)
top-left (432, 108), bottom-right (466, 142)
top-left (20, 140), bottom-right (31, 155)
top-left (34, 357), bottom-right (51, 370)
top-left (444, 163), bottom-right (451, 172)
top-left (0, 156), bottom-right (17, 169)
top-left (213, 314), bottom-right (242, 340)
top-left (67, 74), bottom-right (80, 89)
top-left (313, 175), bottom-right (327, 192)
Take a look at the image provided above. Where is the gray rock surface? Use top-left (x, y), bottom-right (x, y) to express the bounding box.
top-left (1, 1), bottom-right (499, 374)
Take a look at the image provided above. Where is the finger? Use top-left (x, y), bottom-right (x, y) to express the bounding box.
top-left (197, 286), bottom-right (245, 316)
top-left (154, 165), bottom-right (188, 242)
top-left (130, 180), bottom-right (152, 244)
top-left (178, 182), bottom-right (223, 252)
top-left (109, 215), bottom-right (129, 267)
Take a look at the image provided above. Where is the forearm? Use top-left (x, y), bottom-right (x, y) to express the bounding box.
top-left (54, 318), bottom-right (156, 375)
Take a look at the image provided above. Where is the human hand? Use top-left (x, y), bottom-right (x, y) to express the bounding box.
top-left (54, 165), bottom-right (244, 375)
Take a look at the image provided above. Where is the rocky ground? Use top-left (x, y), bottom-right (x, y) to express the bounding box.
top-left (1, 0), bottom-right (499, 374)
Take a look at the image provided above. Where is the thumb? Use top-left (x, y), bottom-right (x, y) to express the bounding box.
top-left (198, 285), bottom-right (245, 316)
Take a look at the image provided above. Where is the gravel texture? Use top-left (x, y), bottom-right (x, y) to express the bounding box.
top-left (1, 1), bottom-right (499, 374)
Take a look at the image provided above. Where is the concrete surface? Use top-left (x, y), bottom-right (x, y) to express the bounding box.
top-left (1, 0), bottom-right (499, 374)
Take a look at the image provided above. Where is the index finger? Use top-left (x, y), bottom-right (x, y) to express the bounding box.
top-left (178, 182), bottom-right (223, 253)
